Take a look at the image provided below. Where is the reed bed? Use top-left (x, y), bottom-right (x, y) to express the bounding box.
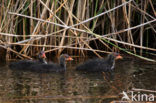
top-left (0, 0), bottom-right (155, 61)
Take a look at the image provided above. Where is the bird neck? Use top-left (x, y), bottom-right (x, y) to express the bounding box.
top-left (59, 56), bottom-right (66, 69)
top-left (39, 58), bottom-right (47, 64)
top-left (106, 54), bottom-right (115, 67)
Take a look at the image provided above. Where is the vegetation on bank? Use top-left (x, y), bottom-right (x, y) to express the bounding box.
top-left (0, 0), bottom-right (155, 62)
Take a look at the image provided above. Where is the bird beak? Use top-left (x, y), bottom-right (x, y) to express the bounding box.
top-left (42, 53), bottom-right (47, 58)
top-left (66, 57), bottom-right (73, 61)
top-left (115, 55), bottom-right (123, 60)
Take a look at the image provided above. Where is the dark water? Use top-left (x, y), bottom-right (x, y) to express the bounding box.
top-left (0, 57), bottom-right (156, 103)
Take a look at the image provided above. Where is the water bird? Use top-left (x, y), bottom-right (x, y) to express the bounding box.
top-left (76, 53), bottom-right (123, 72)
top-left (9, 50), bottom-right (47, 70)
top-left (29, 54), bottom-right (73, 72)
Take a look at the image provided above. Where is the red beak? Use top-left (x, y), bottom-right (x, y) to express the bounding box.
top-left (41, 53), bottom-right (46, 58)
top-left (66, 57), bottom-right (73, 61)
top-left (115, 55), bottom-right (123, 60)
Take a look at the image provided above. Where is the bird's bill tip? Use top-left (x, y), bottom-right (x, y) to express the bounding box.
top-left (115, 55), bottom-right (123, 60)
top-left (66, 57), bottom-right (73, 61)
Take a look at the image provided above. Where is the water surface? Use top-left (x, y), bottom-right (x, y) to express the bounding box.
top-left (0, 57), bottom-right (156, 103)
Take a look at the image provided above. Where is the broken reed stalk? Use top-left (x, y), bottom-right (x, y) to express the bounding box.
top-left (1, 18), bottom-right (156, 61)
top-left (2, 33), bottom-right (156, 62)
top-left (123, 0), bottom-right (136, 53)
top-left (132, 88), bottom-right (156, 93)
top-left (0, 44), bottom-right (32, 60)
top-left (1, 31), bottom-right (156, 52)
top-left (6, 42), bottom-right (110, 54)
top-left (7, 12), bottom-right (156, 44)
top-left (19, 0), bottom-right (51, 54)
top-left (40, 0), bottom-right (102, 57)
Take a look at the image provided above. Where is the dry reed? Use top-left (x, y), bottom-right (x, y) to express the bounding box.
top-left (0, 0), bottom-right (155, 62)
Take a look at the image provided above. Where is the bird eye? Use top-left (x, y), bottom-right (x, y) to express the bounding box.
top-left (64, 54), bottom-right (69, 58)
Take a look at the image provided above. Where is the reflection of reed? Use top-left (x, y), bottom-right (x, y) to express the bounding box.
top-left (6, 71), bottom-right (65, 98)
top-left (3, 95), bottom-right (118, 102)
top-left (0, 59), bottom-right (156, 102)
top-left (101, 60), bottom-right (134, 93)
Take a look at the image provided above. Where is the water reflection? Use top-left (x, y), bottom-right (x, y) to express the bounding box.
top-left (0, 57), bottom-right (156, 103)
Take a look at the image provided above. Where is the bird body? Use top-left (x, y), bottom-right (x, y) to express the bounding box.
top-left (28, 63), bottom-right (64, 72)
top-left (9, 51), bottom-right (47, 70)
top-left (28, 54), bottom-right (73, 72)
top-left (76, 53), bottom-right (122, 72)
